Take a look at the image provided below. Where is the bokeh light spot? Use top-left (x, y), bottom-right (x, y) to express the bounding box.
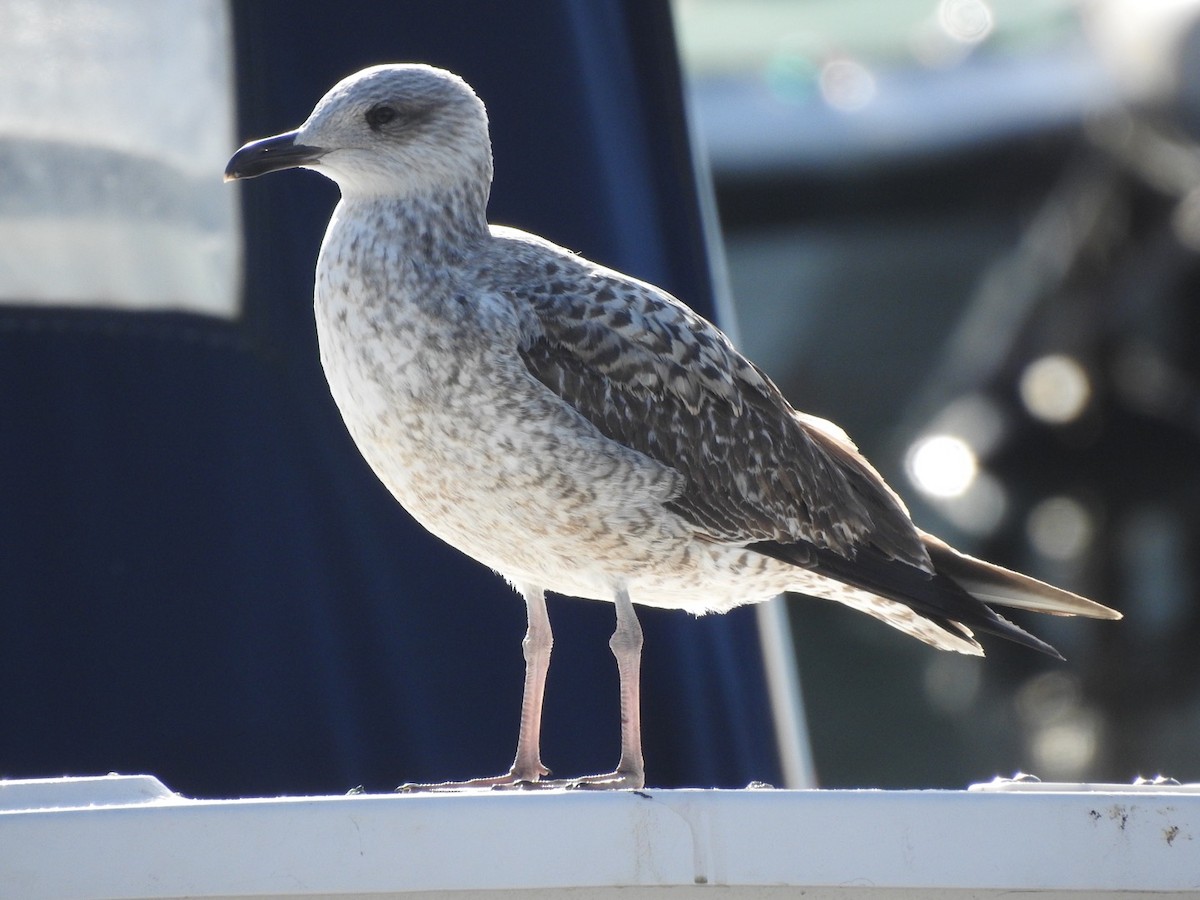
top-left (1019, 354), bottom-right (1091, 424)
top-left (819, 57), bottom-right (876, 111)
top-left (1027, 495), bottom-right (1094, 561)
top-left (938, 0), bottom-right (994, 45)
top-left (907, 434), bottom-right (978, 498)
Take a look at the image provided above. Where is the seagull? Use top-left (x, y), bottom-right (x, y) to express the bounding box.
top-left (225, 64), bottom-right (1121, 790)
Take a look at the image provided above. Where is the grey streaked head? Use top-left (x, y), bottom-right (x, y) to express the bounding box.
top-left (225, 64), bottom-right (493, 199)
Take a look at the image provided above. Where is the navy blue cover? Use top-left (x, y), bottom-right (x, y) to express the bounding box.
top-left (0, 0), bottom-right (781, 795)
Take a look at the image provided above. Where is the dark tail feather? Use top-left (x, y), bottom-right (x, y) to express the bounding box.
top-left (748, 539), bottom-right (1072, 659)
top-left (921, 533), bottom-right (1121, 620)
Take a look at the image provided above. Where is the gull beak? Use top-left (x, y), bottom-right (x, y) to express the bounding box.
top-left (224, 130), bottom-right (325, 181)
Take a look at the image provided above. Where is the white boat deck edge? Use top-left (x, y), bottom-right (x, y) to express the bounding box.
top-left (1, 774), bottom-right (1197, 899)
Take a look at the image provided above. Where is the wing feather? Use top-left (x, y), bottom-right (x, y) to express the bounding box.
top-left (485, 235), bottom-right (1119, 657)
top-left (505, 256), bottom-right (929, 569)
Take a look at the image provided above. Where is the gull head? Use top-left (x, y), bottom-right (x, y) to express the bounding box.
top-left (225, 64), bottom-right (492, 199)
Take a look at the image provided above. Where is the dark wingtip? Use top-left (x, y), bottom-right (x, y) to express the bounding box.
top-left (987, 610), bottom-right (1066, 661)
top-left (749, 538), bottom-right (1069, 660)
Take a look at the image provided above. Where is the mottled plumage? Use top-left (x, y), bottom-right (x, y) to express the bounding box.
top-left (226, 64), bottom-right (1121, 790)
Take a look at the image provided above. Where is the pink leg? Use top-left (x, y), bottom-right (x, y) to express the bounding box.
top-left (399, 585), bottom-right (553, 791)
top-left (544, 588), bottom-right (646, 790)
top-left (509, 584), bottom-right (553, 781)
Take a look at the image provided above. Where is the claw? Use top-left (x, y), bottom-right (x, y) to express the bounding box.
top-left (540, 767), bottom-right (645, 791)
top-left (398, 762), bottom-right (553, 793)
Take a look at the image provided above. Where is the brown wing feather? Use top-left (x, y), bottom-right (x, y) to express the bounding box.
top-left (491, 241), bottom-right (1120, 658)
top-left (507, 259), bottom-right (929, 570)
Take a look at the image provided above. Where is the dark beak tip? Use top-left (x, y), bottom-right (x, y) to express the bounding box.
top-left (224, 130), bottom-right (322, 181)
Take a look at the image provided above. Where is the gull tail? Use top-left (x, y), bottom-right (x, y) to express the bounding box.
top-left (751, 531), bottom-right (1120, 660)
top-left (921, 532), bottom-right (1122, 622)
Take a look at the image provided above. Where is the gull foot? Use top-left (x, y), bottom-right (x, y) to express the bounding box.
top-left (541, 768), bottom-right (645, 791)
top-left (397, 763), bottom-right (552, 793)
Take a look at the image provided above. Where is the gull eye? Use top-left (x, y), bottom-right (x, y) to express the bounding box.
top-left (365, 105), bottom-right (397, 131)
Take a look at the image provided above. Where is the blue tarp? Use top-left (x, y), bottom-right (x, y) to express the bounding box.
top-left (0, 0), bottom-right (780, 795)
